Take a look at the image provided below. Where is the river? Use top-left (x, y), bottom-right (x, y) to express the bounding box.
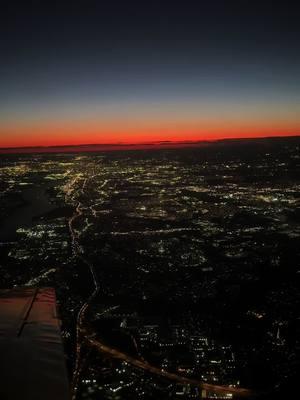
top-left (0, 185), bottom-right (56, 242)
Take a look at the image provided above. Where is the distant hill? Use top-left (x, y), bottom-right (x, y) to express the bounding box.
top-left (0, 136), bottom-right (299, 154)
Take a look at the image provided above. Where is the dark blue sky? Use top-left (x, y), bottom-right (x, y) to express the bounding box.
top-left (0, 1), bottom-right (299, 146)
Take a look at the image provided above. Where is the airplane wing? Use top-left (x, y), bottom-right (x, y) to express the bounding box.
top-left (0, 287), bottom-right (70, 400)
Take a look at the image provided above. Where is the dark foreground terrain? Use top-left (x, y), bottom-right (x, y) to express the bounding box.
top-left (0, 137), bottom-right (299, 399)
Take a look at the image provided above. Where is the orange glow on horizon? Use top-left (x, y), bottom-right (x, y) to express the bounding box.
top-left (0, 115), bottom-right (299, 148)
top-left (1, 99), bottom-right (299, 148)
top-left (1, 130), bottom-right (299, 149)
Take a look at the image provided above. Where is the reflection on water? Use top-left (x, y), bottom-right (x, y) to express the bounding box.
top-left (0, 186), bottom-right (55, 242)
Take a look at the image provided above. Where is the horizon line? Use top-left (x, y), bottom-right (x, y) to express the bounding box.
top-left (0, 135), bottom-right (299, 154)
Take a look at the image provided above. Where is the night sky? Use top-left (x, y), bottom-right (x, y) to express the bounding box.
top-left (0, 0), bottom-right (300, 148)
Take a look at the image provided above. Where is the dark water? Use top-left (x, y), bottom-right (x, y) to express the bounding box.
top-left (0, 186), bottom-right (56, 242)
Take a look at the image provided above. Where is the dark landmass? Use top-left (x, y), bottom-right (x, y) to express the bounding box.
top-left (0, 136), bottom-right (299, 399)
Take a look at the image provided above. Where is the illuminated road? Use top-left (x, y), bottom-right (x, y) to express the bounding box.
top-left (66, 172), bottom-right (101, 400)
top-left (85, 333), bottom-right (253, 398)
